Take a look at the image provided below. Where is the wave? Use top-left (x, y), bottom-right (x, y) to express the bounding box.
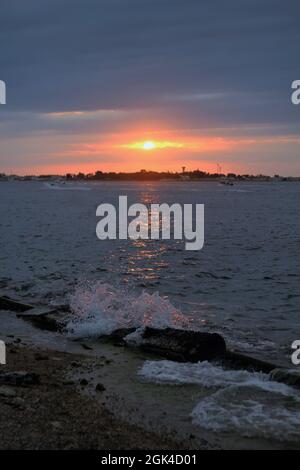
top-left (66, 281), bottom-right (190, 338)
top-left (192, 385), bottom-right (300, 441)
top-left (139, 360), bottom-right (300, 441)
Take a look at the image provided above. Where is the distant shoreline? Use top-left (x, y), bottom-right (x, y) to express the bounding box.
top-left (1, 174), bottom-right (299, 183)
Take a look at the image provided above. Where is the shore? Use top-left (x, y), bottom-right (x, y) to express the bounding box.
top-left (0, 343), bottom-right (182, 450)
top-left (1, 305), bottom-right (300, 450)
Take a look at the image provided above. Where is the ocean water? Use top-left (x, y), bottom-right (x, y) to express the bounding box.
top-left (0, 180), bottom-right (299, 365)
top-left (139, 360), bottom-right (300, 441)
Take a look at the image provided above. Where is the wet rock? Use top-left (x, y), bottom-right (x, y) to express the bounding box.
top-left (95, 383), bottom-right (106, 392)
top-left (0, 371), bottom-right (40, 386)
top-left (0, 295), bottom-right (34, 312)
top-left (71, 361), bottom-right (81, 368)
top-left (225, 350), bottom-right (277, 373)
top-left (137, 327), bottom-right (226, 362)
top-left (17, 307), bottom-right (63, 332)
top-left (34, 353), bottom-right (49, 361)
top-left (103, 328), bottom-right (136, 345)
top-left (80, 343), bottom-right (93, 351)
top-left (270, 368), bottom-right (300, 388)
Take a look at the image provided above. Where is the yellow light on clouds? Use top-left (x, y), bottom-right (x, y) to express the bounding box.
top-left (123, 140), bottom-right (184, 150)
top-left (143, 140), bottom-right (156, 150)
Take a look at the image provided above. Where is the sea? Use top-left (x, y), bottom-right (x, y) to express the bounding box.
top-left (0, 179), bottom-right (300, 443)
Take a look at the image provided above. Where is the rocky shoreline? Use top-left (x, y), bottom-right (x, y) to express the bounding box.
top-left (1, 294), bottom-right (300, 450)
top-left (0, 343), bottom-right (182, 450)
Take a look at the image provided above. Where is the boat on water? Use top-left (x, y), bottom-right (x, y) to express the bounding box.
top-left (43, 181), bottom-right (91, 191)
top-left (220, 179), bottom-right (234, 186)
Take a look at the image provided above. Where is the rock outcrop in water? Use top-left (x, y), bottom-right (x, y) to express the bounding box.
top-left (133, 327), bottom-right (227, 362)
top-left (0, 295), bottom-right (64, 332)
top-left (0, 295), bottom-right (34, 312)
top-left (17, 307), bottom-right (63, 332)
top-left (270, 368), bottom-right (300, 388)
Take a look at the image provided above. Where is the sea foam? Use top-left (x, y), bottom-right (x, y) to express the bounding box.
top-left (139, 360), bottom-right (300, 441)
top-left (66, 281), bottom-right (189, 338)
top-left (192, 385), bottom-right (300, 441)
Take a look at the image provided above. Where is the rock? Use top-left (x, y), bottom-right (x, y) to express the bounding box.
top-left (105, 328), bottom-right (136, 345)
top-left (17, 307), bottom-right (63, 332)
top-left (136, 327), bottom-right (226, 362)
top-left (95, 383), bottom-right (106, 392)
top-left (0, 371), bottom-right (40, 386)
top-left (0, 296), bottom-right (34, 312)
top-left (270, 368), bottom-right (300, 388)
top-left (225, 350), bottom-right (277, 373)
top-left (71, 361), bottom-right (81, 368)
top-left (34, 353), bottom-right (49, 361)
top-left (80, 343), bottom-right (93, 351)
top-left (11, 397), bottom-right (26, 409)
top-left (80, 378), bottom-right (88, 386)
top-left (51, 421), bottom-right (63, 430)
top-left (0, 386), bottom-right (17, 397)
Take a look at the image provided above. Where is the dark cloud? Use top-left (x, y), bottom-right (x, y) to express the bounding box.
top-left (1, 0), bottom-right (299, 113)
top-left (0, 0), bottom-right (300, 174)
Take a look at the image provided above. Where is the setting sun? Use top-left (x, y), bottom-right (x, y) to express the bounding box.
top-left (143, 140), bottom-right (156, 150)
top-left (121, 139), bottom-right (185, 151)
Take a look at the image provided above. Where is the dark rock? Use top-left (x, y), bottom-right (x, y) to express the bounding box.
top-left (80, 343), bottom-right (93, 351)
top-left (17, 308), bottom-right (63, 332)
top-left (137, 327), bottom-right (226, 362)
top-left (225, 350), bottom-right (277, 373)
top-left (270, 368), bottom-right (300, 388)
top-left (0, 296), bottom-right (34, 312)
top-left (103, 328), bottom-right (136, 345)
top-left (80, 378), bottom-right (88, 386)
top-left (0, 371), bottom-right (40, 386)
top-left (71, 361), bottom-right (81, 368)
top-left (34, 353), bottom-right (49, 361)
top-left (95, 383), bottom-right (106, 392)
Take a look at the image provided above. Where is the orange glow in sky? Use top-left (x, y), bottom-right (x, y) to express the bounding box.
top-left (8, 114), bottom-right (300, 175)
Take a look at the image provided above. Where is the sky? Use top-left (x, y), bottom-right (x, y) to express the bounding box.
top-left (0, 0), bottom-right (300, 175)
